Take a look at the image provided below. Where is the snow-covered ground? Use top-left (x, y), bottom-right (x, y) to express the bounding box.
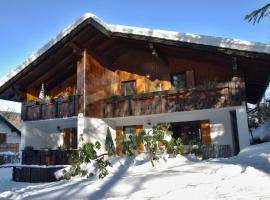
top-left (1, 143), bottom-right (270, 200)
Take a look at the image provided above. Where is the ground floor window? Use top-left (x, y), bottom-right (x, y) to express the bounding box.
top-left (170, 121), bottom-right (202, 145)
top-left (0, 133), bottom-right (7, 144)
top-left (123, 126), bottom-right (136, 141)
top-left (63, 128), bottom-right (77, 149)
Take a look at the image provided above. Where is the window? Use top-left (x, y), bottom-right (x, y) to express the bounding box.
top-left (170, 121), bottom-right (201, 145)
top-left (171, 73), bottom-right (186, 90)
top-left (63, 128), bottom-right (77, 149)
top-left (0, 133), bottom-right (7, 144)
top-left (121, 80), bottom-right (136, 96)
top-left (123, 126), bottom-right (136, 141)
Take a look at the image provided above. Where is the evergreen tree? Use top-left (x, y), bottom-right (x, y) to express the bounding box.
top-left (245, 3), bottom-right (270, 24)
top-left (105, 128), bottom-right (116, 156)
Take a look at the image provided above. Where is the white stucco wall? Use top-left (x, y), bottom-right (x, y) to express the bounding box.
top-left (21, 117), bottom-right (77, 150)
top-left (103, 105), bottom-right (250, 153)
top-left (78, 116), bottom-right (116, 153)
top-left (0, 119), bottom-right (20, 144)
top-left (21, 105), bottom-right (250, 154)
top-left (236, 106), bottom-right (250, 150)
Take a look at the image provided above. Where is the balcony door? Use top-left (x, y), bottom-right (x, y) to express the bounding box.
top-left (63, 128), bottom-right (77, 149)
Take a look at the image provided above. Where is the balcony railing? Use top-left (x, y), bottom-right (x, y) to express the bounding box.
top-left (21, 95), bottom-right (80, 121)
top-left (101, 81), bottom-right (245, 118)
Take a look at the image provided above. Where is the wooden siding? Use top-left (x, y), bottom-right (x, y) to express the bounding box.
top-left (83, 48), bottom-right (239, 118)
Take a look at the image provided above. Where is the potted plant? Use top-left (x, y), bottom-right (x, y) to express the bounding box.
top-left (61, 91), bottom-right (70, 101)
top-left (42, 95), bottom-right (53, 104)
top-left (26, 100), bottom-right (36, 107)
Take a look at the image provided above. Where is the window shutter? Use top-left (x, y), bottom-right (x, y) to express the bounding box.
top-left (201, 120), bottom-right (211, 144)
top-left (135, 125), bottom-right (144, 153)
top-left (186, 70), bottom-right (195, 88)
top-left (116, 127), bottom-right (124, 156)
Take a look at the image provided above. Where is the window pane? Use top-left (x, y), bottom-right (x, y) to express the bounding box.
top-left (171, 73), bottom-right (186, 89)
top-left (124, 126), bottom-right (136, 141)
top-left (122, 81), bottom-right (136, 96)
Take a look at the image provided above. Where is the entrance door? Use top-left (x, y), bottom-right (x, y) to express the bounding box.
top-left (63, 128), bottom-right (77, 149)
top-left (230, 111), bottom-right (240, 154)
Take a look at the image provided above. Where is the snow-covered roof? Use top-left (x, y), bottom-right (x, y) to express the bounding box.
top-left (0, 113), bottom-right (21, 135)
top-left (1, 12), bottom-right (270, 91)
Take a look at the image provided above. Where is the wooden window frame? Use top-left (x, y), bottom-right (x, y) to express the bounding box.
top-left (121, 80), bottom-right (136, 96)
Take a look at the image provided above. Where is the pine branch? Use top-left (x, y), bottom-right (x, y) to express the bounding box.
top-left (245, 3), bottom-right (270, 24)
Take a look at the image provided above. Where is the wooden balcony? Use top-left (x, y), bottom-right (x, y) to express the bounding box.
top-left (21, 95), bottom-right (80, 121)
top-left (101, 81), bottom-right (245, 118)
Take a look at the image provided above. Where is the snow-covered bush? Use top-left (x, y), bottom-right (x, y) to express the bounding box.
top-left (64, 124), bottom-right (185, 180)
top-left (63, 135), bottom-right (111, 180)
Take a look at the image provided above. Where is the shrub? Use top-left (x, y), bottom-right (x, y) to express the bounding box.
top-left (64, 124), bottom-right (185, 180)
top-left (23, 146), bottom-right (34, 151)
top-left (63, 135), bottom-right (111, 180)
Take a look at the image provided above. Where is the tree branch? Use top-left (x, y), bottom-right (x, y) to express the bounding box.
top-left (245, 3), bottom-right (270, 24)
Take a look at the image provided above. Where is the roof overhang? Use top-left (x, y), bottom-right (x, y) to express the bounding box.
top-left (0, 13), bottom-right (270, 104)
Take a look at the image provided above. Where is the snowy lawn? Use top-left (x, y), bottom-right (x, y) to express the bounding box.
top-left (1, 143), bottom-right (270, 200)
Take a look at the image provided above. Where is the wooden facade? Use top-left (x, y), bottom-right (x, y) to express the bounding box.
top-left (20, 41), bottom-right (246, 121)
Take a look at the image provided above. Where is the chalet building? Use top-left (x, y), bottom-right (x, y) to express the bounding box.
top-left (0, 13), bottom-right (269, 156)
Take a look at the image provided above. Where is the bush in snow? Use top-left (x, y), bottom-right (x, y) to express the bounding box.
top-left (63, 135), bottom-right (111, 180)
top-left (64, 123), bottom-right (185, 180)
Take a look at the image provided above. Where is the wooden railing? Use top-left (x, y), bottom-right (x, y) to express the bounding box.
top-left (101, 81), bottom-right (245, 118)
top-left (22, 150), bottom-right (78, 165)
top-left (0, 143), bottom-right (19, 152)
top-left (21, 95), bottom-right (80, 121)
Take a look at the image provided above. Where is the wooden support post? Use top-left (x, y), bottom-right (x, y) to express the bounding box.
top-left (77, 49), bottom-right (87, 115)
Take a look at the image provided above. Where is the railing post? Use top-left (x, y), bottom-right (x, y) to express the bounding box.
top-left (39, 103), bottom-right (43, 120)
top-left (55, 99), bottom-right (59, 118)
top-left (102, 101), bottom-right (106, 118)
top-left (128, 97), bottom-right (132, 116)
top-left (72, 95), bottom-right (76, 116)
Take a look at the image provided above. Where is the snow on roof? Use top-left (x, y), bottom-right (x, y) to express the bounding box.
top-left (0, 112), bottom-right (21, 135)
top-left (1, 12), bottom-right (270, 89)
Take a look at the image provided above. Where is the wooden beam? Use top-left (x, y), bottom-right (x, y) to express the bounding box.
top-left (112, 32), bottom-right (270, 61)
top-left (94, 38), bottom-right (115, 53)
top-left (28, 54), bottom-right (77, 89)
top-left (85, 47), bottom-right (111, 68)
top-left (43, 63), bottom-right (76, 92)
top-left (84, 33), bottom-right (106, 50)
top-left (66, 42), bottom-right (83, 57)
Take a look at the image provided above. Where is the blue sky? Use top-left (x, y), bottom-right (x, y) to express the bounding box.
top-left (0, 0), bottom-right (269, 77)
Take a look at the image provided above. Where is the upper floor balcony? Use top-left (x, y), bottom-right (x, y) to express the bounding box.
top-left (100, 80), bottom-right (245, 118)
top-left (21, 95), bottom-right (80, 121)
